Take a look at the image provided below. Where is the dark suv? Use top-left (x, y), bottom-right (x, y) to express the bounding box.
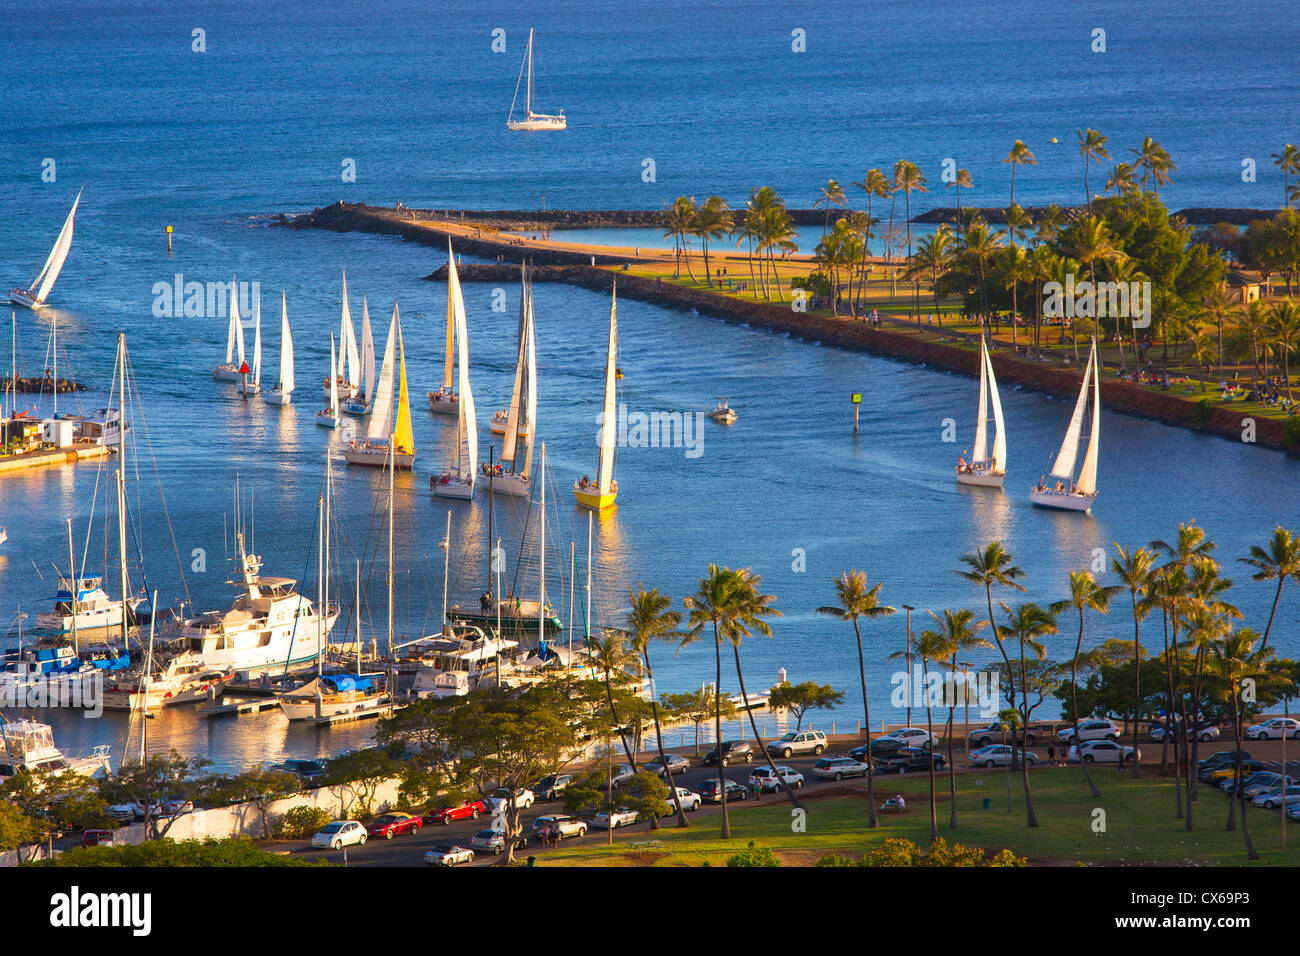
top-left (848, 737), bottom-right (909, 762)
top-left (702, 741), bottom-right (755, 766)
top-left (534, 774), bottom-right (572, 801)
top-left (872, 747), bottom-right (946, 774)
top-left (699, 778), bottom-right (748, 803)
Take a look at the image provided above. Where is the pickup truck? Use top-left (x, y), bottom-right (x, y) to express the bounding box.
top-left (967, 722), bottom-right (1053, 748)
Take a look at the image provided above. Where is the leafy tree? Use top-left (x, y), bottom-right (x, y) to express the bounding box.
top-left (273, 805), bottom-right (332, 840)
top-left (322, 748), bottom-right (402, 819)
top-left (30, 836), bottom-right (332, 867)
top-left (660, 688), bottom-right (735, 756)
top-left (206, 768), bottom-right (301, 839)
top-left (98, 750), bottom-right (212, 840)
top-left (0, 800), bottom-right (39, 854)
top-left (768, 681), bottom-right (844, 730)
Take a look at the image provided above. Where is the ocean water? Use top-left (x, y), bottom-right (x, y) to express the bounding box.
top-left (2, 0), bottom-right (1299, 771)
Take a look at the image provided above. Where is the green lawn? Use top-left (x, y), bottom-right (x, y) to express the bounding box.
top-left (539, 768), bottom-right (1300, 867)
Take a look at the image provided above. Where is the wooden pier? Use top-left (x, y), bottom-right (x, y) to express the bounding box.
top-left (0, 441), bottom-right (112, 476)
top-left (198, 697), bottom-right (284, 718)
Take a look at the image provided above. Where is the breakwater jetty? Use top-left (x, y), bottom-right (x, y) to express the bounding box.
top-left (2, 375), bottom-right (88, 394)
top-left (285, 202), bottom-right (1292, 454)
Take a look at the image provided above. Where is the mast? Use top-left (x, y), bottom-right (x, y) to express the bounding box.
top-left (585, 511), bottom-right (593, 642)
top-left (443, 251), bottom-right (456, 392)
top-left (316, 494), bottom-right (324, 675)
top-left (972, 337), bottom-right (989, 464)
top-left (116, 334), bottom-right (129, 654)
top-left (387, 441), bottom-right (395, 655)
top-left (526, 29), bottom-right (534, 116)
top-left (66, 519), bottom-right (78, 656)
top-left (324, 456), bottom-right (332, 669)
top-left (355, 558), bottom-right (362, 676)
top-left (538, 443), bottom-right (546, 647)
top-left (988, 345), bottom-right (1007, 474)
top-left (487, 445), bottom-right (495, 591)
top-left (441, 510), bottom-right (451, 633)
top-left (51, 315), bottom-right (57, 418)
top-left (139, 592), bottom-right (156, 763)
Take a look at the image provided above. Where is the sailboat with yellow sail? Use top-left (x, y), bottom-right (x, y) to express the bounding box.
top-left (573, 284), bottom-right (619, 510)
top-left (344, 303), bottom-right (415, 469)
top-left (427, 241), bottom-right (460, 416)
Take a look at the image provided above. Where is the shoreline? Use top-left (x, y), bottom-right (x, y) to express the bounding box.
top-left (284, 202), bottom-right (1293, 455)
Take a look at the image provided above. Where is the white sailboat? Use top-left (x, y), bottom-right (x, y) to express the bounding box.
top-left (323, 272), bottom-right (360, 400)
top-left (316, 334), bottom-right (340, 428)
top-left (432, 252), bottom-right (478, 498)
top-left (428, 245), bottom-right (460, 415)
top-left (343, 296), bottom-right (375, 416)
top-left (10, 188), bottom-right (82, 308)
top-left (574, 285), bottom-right (619, 510)
top-left (1030, 338), bottom-right (1101, 513)
top-left (212, 278), bottom-right (247, 382)
top-left (507, 29), bottom-right (567, 131)
top-left (488, 268), bottom-right (538, 498)
top-left (956, 337), bottom-right (1007, 488)
top-left (240, 296), bottom-right (262, 395)
top-left (262, 291), bottom-right (295, 406)
top-left (344, 303), bottom-right (416, 468)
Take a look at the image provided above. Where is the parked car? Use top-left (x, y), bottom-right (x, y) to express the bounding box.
top-left (1149, 721), bottom-right (1220, 743)
top-left (813, 756), bottom-right (870, 781)
top-left (311, 820), bottom-right (367, 849)
top-left (592, 807), bottom-right (640, 829)
top-left (663, 787), bottom-right (702, 812)
top-left (1252, 786), bottom-right (1300, 810)
top-left (1067, 740), bottom-right (1138, 764)
top-left (424, 844), bottom-right (475, 866)
top-left (969, 744), bottom-right (1038, 768)
top-left (1287, 802), bottom-right (1300, 823)
top-left (106, 797), bottom-right (193, 821)
top-left (874, 747), bottom-right (946, 774)
top-left (533, 774), bottom-right (572, 801)
top-left (1207, 761), bottom-right (1266, 787)
top-left (79, 829), bottom-right (116, 848)
top-left (106, 802), bottom-right (142, 822)
top-left (533, 814), bottom-right (588, 840)
top-left (702, 741), bottom-right (755, 766)
top-left (878, 727), bottom-right (939, 750)
top-left (365, 811), bottom-right (423, 840)
top-left (1245, 717), bottom-right (1300, 740)
top-left (468, 828), bottom-right (528, 855)
top-left (1198, 750), bottom-right (1251, 772)
top-left (766, 730), bottom-right (828, 758)
top-left (1057, 719), bottom-right (1121, 745)
top-left (699, 778), bottom-right (748, 803)
top-left (849, 737), bottom-right (913, 762)
top-left (968, 722), bottom-right (1051, 748)
top-left (424, 798), bottom-right (488, 825)
top-left (488, 787), bottom-right (535, 811)
top-left (644, 754), bottom-right (691, 778)
top-left (608, 764), bottom-right (635, 789)
top-left (748, 765), bottom-right (805, 792)
top-left (1235, 772), bottom-right (1293, 799)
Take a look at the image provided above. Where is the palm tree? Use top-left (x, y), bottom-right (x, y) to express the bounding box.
top-left (1239, 527), bottom-right (1300, 651)
top-left (1056, 215), bottom-right (1125, 337)
top-left (1077, 128), bottom-right (1110, 212)
top-left (910, 627), bottom-right (949, 841)
top-left (905, 226), bottom-right (956, 324)
top-left (894, 161), bottom-right (929, 326)
top-left (961, 220), bottom-right (1006, 330)
top-left (1198, 286), bottom-right (1236, 375)
top-left (1131, 136), bottom-right (1176, 193)
top-left (956, 543), bottom-right (1026, 751)
top-left (616, 586), bottom-right (689, 828)
top-left (1271, 144), bottom-right (1300, 209)
top-left (1112, 545), bottom-right (1157, 778)
top-left (682, 565), bottom-right (795, 839)
top-left (586, 629), bottom-right (641, 771)
top-left (816, 571), bottom-right (896, 826)
top-left (946, 167), bottom-right (973, 239)
top-left (918, 608), bottom-right (989, 828)
top-left (1050, 571), bottom-right (1120, 797)
top-left (886, 162), bottom-right (906, 296)
top-left (1268, 299), bottom-right (1300, 403)
top-left (852, 169), bottom-right (891, 290)
top-left (1000, 240), bottom-right (1030, 346)
top-left (1105, 162), bottom-right (1139, 196)
top-left (667, 196), bottom-right (698, 281)
top-left (1210, 628), bottom-right (1273, 858)
top-left (997, 601), bottom-right (1058, 826)
top-left (693, 196), bottom-right (733, 287)
top-left (815, 179), bottom-right (847, 240)
top-left (1003, 140), bottom-right (1038, 208)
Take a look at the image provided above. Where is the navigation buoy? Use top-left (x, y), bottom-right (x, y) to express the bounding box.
top-left (165, 224), bottom-right (173, 253)
top-left (1050, 137), bottom-right (1059, 144)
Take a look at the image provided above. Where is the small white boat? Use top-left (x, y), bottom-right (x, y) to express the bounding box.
top-left (574, 285), bottom-right (619, 511)
top-left (213, 277), bottom-right (247, 382)
top-left (0, 527), bottom-right (8, 546)
top-left (322, 272), bottom-right (360, 401)
top-left (344, 302), bottom-right (416, 468)
top-left (1030, 338), bottom-right (1100, 513)
top-left (10, 188), bottom-right (81, 309)
top-left (261, 291), bottom-right (295, 406)
top-left (100, 653), bottom-right (230, 712)
top-left (316, 334), bottom-right (340, 429)
top-left (278, 673), bottom-right (390, 722)
top-left (707, 398), bottom-right (737, 425)
top-left (507, 30), bottom-right (567, 131)
top-left (955, 337), bottom-right (1006, 488)
top-left (35, 574), bottom-right (147, 634)
top-left (432, 243), bottom-right (478, 497)
top-left (241, 297), bottom-right (262, 395)
top-left (342, 296), bottom-right (375, 416)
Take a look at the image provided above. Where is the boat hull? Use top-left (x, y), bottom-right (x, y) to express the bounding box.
top-left (9, 290), bottom-right (38, 309)
top-left (573, 480), bottom-right (617, 510)
top-left (428, 391), bottom-right (459, 416)
top-left (485, 472), bottom-right (530, 498)
top-left (344, 445), bottom-right (415, 468)
top-left (341, 399), bottom-right (370, 416)
top-left (431, 475), bottom-right (474, 498)
top-left (1029, 489), bottom-right (1096, 513)
top-left (956, 468), bottom-right (1005, 489)
top-left (213, 365), bottom-right (241, 382)
top-left (279, 692), bottom-right (389, 722)
top-left (240, 381), bottom-right (260, 396)
top-left (262, 390), bottom-right (292, 406)
top-left (315, 411), bottom-right (340, 429)
top-left (101, 679), bottom-right (227, 712)
top-left (446, 608), bottom-right (564, 638)
top-left (489, 417), bottom-right (528, 437)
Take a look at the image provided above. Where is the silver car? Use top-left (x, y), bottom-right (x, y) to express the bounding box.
top-left (766, 730), bottom-right (828, 758)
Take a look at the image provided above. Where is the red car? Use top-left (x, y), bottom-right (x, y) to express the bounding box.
top-left (80, 829), bottom-right (116, 848)
top-left (364, 812), bottom-right (423, 839)
top-left (424, 798), bottom-right (488, 826)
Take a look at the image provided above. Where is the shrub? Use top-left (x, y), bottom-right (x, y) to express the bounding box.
top-left (1284, 416), bottom-right (1300, 448)
top-left (865, 837), bottom-right (921, 867)
top-left (273, 805), bottom-right (331, 840)
top-left (1189, 398), bottom-right (1214, 424)
top-left (726, 840), bottom-right (781, 867)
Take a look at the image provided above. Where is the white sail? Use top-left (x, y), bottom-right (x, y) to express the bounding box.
top-left (596, 286), bottom-right (618, 495)
top-left (251, 297), bottom-right (262, 386)
top-left (340, 272), bottom-right (359, 384)
top-left (443, 242), bottom-right (456, 391)
top-left (521, 285), bottom-right (537, 479)
top-left (225, 306), bottom-right (237, 365)
top-left (328, 335), bottom-right (338, 413)
top-left (452, 251), bottom-right (477, 482)
top-left (502, 270), bottom-right (529, 466)
top-left (1075, 343), bottom-right (1101, 495)
top-left (232, 281), bottom-right (246, 368)
top-left (31, 189), bottom-right (81, 303)
top-left (277, 292), bottom-right (294, 394)
top-left (972, 337), bottom-right (990, 464)
top-left (987, 344), bottom-right (1007, 474)
top-left (1048, 341), bottom-right (1094, 481)
top-left (359, 297), bottom-right (375, 402)
top-left (367, 307), bottom-right (397, 440)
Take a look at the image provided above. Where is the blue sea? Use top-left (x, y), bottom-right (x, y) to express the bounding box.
top-left (1, 0), bottom-right (1299, 770)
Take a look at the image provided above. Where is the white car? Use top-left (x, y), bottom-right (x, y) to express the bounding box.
top-left (1057, 719), bottom-right (1120, 744)
top-left (1245, 717), bottom-right (1300, 740)
top-left (1067, 740), bottom-right (1138, 764)
top-left (311, 820), bottom-right (367, 849)
top-left (593, 808), bottom-right (639, 828)
top-left (664, 787), bottom-right (702, 812)
top-left (1253, 787), bottom-right (1300, 810)
top-left (969, 744), bottom-right (1038, 768)
top-left (881, 728), bottom-right (938, 749)
top-left (488, 787), bottom-right (535, 810)
top-left (424, 844), bottom-right (475, 866)
top-left (747, 765), bottom-right (805, 793)
top-left (1150, 724), bottom-right (1220, 743)
top-left (813, 756), bottom-right (870, 780)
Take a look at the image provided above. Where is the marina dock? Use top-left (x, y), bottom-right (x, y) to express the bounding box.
top-left (198, 697), bottom-right (284, 719)
top-left (0, 441), bottom-right (112, 476)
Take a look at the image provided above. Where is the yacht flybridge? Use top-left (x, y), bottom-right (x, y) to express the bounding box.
top-left (172, 534), bottom-right (338, 677)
